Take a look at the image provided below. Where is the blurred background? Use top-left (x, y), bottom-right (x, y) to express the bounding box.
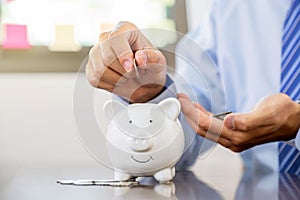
top-left (0, 1), bottom-right (243, 199)
top-left (0, 0), bottom-right (211, 72)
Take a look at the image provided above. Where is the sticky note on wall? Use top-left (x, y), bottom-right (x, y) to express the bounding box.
top-left (48, 24), bottom-right (81, 52)
top-left (1, 24), bottom-right (31, 49)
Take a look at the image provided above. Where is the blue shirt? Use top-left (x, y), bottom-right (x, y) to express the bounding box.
top-left (151, 0), bottom-right (299, 172)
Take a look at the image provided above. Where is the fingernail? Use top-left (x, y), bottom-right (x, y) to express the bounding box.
top-left (123, 60), bottom-right (132, 72)
top-left (178, 97), bottom-right (183, 104)
top-left (141, 52), bottom-right (147, 65)
top-left (225, 115), bottom-right (235, 129)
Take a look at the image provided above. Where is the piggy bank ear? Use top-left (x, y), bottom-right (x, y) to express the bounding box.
top-left (103, 100), bottom-right (126, 121)
top-left (158, 97), bottom-right (181, 121)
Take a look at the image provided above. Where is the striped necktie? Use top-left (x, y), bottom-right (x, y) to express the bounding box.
top-left (279, 174), bottom-right (300, 200)
top-left (278, 0), bottom-right (300, 175)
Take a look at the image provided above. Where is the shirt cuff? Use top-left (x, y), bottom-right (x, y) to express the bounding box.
top-left (295, 129), bottom-right (300, 151)
top-left (295, 100), bottom-right (300, 150)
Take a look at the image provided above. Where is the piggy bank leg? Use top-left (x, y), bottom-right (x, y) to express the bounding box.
top-left (115, 171), bottom-right (131, 181)
top-left (154, 167), bottom-right (175, 183)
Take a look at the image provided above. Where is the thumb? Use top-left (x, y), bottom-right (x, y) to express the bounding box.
top-left (224, 113), bottom-right (258, 131)
top-left (135, 49), bottom-right (166, 66)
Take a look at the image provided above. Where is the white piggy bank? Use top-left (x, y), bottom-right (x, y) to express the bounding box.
top-left (103, 97), bottom-right (184, 183)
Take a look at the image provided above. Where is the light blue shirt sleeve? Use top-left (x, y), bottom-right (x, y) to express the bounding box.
top-left (149, 3), bottom-right (227, 170)
top-left (296, 101), bottom-right (300, 151)
top-left (295, 130), bottom-right (300, 151)
top-left (174, 1), bottom-right (229, 170)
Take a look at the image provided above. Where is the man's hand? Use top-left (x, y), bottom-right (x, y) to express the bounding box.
top-left (178, 93), bottom-right (300, 152)
top-left (86, 21), bottom-right (167, 103)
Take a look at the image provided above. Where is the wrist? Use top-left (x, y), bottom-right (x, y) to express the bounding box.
top-left (130, 75), bottom-right (175, 103)
top-left (146, 75), bottom-right (173, 101)
top-left (287, 100), bottom-right (300, 139)
top-left (129, 77), bottom-right (168, 103)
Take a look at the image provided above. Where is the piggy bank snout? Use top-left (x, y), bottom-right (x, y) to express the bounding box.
top-left (130, 138), bottom-right (154, 152)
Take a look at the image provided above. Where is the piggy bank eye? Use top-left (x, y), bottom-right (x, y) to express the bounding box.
top-left (129, 120), bottom-right (133, 124)
top-left (149, 119), bottom-right (153, 123)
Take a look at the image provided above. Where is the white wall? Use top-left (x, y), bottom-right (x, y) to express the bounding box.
top-left (0, 73), bottom-right (110, 166)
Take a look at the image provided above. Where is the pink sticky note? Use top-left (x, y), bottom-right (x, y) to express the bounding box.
top-left (1, 24), bottom-right (31, 49)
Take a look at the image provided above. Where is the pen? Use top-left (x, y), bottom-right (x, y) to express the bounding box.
top-left (213, 111), bottom-right (232, 120)
top-left (57, 179), bottom-right (139, 187)
top-left (133, 58), bottom-right (141, 80)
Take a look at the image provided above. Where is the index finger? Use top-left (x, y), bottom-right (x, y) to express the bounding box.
top-left (99, 31), bottom-right (129, 77)
top-left (178, 94), bottom-right (211, 131)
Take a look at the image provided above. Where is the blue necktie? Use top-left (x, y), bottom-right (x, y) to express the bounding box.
top-left (278, 0), bottom-right (300, 175)
top-left (279, 174), bottom-right (300, 200)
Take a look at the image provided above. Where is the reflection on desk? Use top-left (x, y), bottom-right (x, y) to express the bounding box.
top-left (138, 170), bottom-right (222, 200)
top-left (235, 170), bottom-right (300, 200)
top-left (0, 164), bottom-right (299, 200)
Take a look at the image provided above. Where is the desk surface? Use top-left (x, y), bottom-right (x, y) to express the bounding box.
top-left (0, 163), bottom-right (299, 200)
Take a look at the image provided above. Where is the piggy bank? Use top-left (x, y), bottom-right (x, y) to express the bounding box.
top-left (103, 97), bottom-right (184, 183)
